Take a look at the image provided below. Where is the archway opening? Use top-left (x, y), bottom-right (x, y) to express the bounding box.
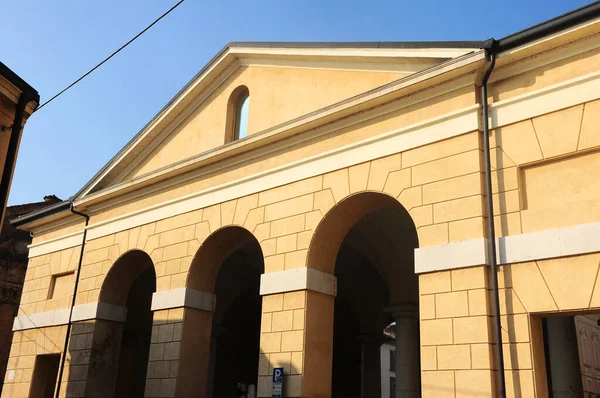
top-left (113, 266), bottom-right (155, 397)
top-left (189, 226), bottom-right (264, 397)
top-left (86, 250), bottom-right (155, 397)
top-left (310, 192), bottom-right (420, 398)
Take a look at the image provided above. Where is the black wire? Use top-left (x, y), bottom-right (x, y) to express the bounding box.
top-left (34, 0), bottom-right (185, 113)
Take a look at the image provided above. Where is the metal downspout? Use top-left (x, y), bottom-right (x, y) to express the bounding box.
top-left (481, 42), bottom-right (506, 398)
top-left (55, 204), bottom-right (89, 398)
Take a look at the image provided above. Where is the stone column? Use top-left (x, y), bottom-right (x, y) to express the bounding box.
top-left (387, 304), bottom-right (420, 398)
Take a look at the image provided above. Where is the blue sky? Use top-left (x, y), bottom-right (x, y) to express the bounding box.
top-left (3, 0), bottom-right (592, 205)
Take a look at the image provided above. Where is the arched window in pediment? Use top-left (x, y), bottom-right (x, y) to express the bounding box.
top-left (227, 86), bottom-right (250, 142)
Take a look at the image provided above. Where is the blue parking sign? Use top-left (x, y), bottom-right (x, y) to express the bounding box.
top-left (272, 367), bottom-right (284, 398)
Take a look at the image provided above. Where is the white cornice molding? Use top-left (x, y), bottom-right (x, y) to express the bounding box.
top-left (260, 267), bottom-right (337, 296)
top-left (415, 221), bottom-right (600, 274)
top-left (83, 105), bottom-right (479, 241)
top-left (28, 230), bottom-right (84, 258)
top-left (229, 45), bottom-right (476, 60)
top-left (489, 70), bottom-right (600, 130)
top-left (238, 57), bottom-right (439, 74)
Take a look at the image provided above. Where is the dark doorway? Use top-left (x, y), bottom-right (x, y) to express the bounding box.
top-left (207, 231), bottom-right (264, 397)
top-left (114, 267), bottom-right (156, 397)
top-left (542, 314), bottom-right (600, 397)
top-left (327, 196), bottom-right (420, 398)
top-left (29, 354), bottom-right (60, 398)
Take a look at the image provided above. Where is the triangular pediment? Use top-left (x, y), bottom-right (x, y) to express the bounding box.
top-left (75, 42), bottom-right (479, 201)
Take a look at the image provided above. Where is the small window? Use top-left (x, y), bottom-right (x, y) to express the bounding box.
top-left (227, 86), bottom-right (250, 142)
top-left (233, 91), bottom-right (249, 140)
top-left (47, 272), bottom-right (74, 300)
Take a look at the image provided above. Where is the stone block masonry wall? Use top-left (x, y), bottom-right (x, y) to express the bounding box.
top-left (145, 309), bottom-right (182, 398)
top-left (59, 321), bottom-right (95, 397)
top-left (20, 247), bottom-right (80, 315)
top-left (419, 266), bottom-right (495, 398)
top-left (2, 325), bottom-right (67, 398)
top-left (490, 99), bottom-right (600, 238)
top-left (257, 291), bottom-right (306, 396)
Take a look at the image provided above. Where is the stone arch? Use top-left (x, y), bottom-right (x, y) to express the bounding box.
top-left (307, 191), bottom-right (418, 274)
top-left (180, 225), bottom-right (265, 397)
top-left (99, 249), bottom-right (155, 305)
top-left (186, 225), bottom-right (262, 293)
top-left (84, 249), bottom-right (156, 397)
top-left (306, 190), bottom-right (421, 397)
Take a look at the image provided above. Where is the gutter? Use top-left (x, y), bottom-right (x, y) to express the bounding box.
top-left (495, 1), bottom-right (600, 52)
top-left (10, 199), bottom-right (72, 228)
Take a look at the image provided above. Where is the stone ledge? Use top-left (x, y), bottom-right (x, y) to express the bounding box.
top-left (151, 288), bottom-right (216, 312)
top-left (13, 308), bottom-right (70, 331)
top-left (13, 302), bottom-right (128, 331)
top-left (260, 268), bottom-right (337, 296)
top-left (71, 302), bottom-right (127, 323)
top-left (415, 221), bottom-right (600, 273)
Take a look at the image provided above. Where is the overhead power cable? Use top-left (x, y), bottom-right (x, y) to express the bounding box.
top-left (34, 0), bottom-right (185, 113)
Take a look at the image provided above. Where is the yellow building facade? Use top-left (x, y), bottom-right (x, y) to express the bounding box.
top-left (4, 4), bottom-right (600, 397)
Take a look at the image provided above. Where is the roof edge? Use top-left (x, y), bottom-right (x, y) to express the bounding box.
top-left (495, 0), bottom-right (600, 52)
top-left (0, 61), bottom-right (40, 104)
top-left (10, 200), bottom-right (72, 228)
top-left (227, 41), bottom-right (485, 49)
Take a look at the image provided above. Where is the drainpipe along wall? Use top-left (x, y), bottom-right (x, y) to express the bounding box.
top-left (54, 204), bottom-right (89, 398)
top-left (476, 5), bottom-right (600, 395)
top-left (479, 39), bottom-right (507, 398)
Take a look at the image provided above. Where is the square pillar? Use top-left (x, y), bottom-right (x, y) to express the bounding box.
top-left (145, 288), bottom-right (215, 398)
top-left (258, 268), bottom-right (336, 398)
top-left (64, 302), bottom-right (128, 397)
